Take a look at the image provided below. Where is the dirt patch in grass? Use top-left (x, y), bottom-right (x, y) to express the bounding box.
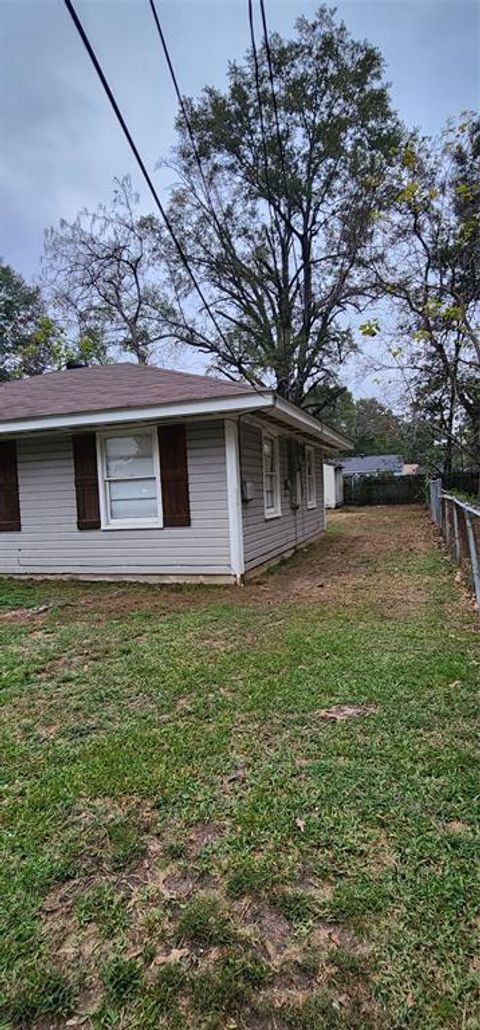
top-left (247, 506), bottom-right (436, 602)
top-left (314, 703), bottom-right (378, 721)
top-left (41, 880), bottom-right (111, 986)
top-left (0, 604), bottom-right (57, 624)
top-left (441, 819), bottom-right (471, 834)
top-left (249, 902), bottom-right (293, 960)
top-left (163, 870), bottom-right (217, 899)
top-left (187, 821), bottom-right (226, 853)
top-left (309, 924), bottom-right (367, 954)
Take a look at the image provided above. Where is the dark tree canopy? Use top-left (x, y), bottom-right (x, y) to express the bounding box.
top-left (0, 262), bottom-right (62, 381)
top-left (0, 262), bottom-right (107, 382)
top-left (318, 389), bottom-right (432, 465)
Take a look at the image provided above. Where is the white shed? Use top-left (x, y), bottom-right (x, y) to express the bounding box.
top-left (323, 461), bottom-right (344, 508)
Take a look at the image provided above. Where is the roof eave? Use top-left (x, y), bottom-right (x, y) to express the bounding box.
top-left (0, 390), bottom-right (273, 436)
top-left (268, 396), bottom-right (353, 451)
top-left (0, 389), bottom-right (352, 451)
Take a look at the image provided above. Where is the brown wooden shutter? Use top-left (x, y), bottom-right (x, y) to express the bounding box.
top-left (72, 433), bottom-right (101, 530)
top-left (0, 440), bottom-right (21, 532)
top-left (158, 424), bottom-right (191, 527)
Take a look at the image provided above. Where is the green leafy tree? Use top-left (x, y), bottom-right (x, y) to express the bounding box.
top-left (318, 388), bottom-right (430, 463)
top-left (351, 397), bottom-right (404, 454)
top-left (370, 115), bottom-right (480, 473)
top-left (0, 261), bottom-right (106, 381)
top-left (308, 384), bottom-right (357, 434)
top-left (162, 5), bottom-right (401, 403)
top-left (0, 262), bottom-right (62, 380)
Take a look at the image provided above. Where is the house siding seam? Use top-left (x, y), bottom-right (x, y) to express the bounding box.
top-left (240, 421), bottom-right (325, 571)
top-left (0, 421), bottom-right (231, 577)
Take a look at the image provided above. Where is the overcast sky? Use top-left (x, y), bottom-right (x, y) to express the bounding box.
top-left (0, 0), bottom-right (479, 386)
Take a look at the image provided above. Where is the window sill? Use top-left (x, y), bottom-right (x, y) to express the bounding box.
top-left (307, 502), bottom-right (317, 510)
top-left (100, 521), bottom-right (163, 531)
top-left (264, 509), bottom-right (282, 520)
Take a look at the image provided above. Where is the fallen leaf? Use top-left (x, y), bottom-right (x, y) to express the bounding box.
top-left (264, 939), bottom-right (277, 961)
top-left (295, 817), bottom-right (306, 832)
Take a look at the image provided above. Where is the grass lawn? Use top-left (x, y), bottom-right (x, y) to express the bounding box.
top-left (0, 506), bottom-right (479, 1029)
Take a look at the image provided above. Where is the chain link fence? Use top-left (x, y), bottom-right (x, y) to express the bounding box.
top-left (429, 479), bottom-right (480, 609)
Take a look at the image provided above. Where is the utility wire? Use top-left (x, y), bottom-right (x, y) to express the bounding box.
top-left (63, 0), bottom-right (233, 354)
top-left (147, 3), bottom-right (215, 212)
top-left (258, 0), bottom-right (299, 284)
top-left (147, 0), bottom-right (239, 263)
top-left (248, 0), bottom-right (297, 393)
top-left (248, 0), bottom-right (297, 268)
top-left (146, 0), bottom-right (271, 394)
top-left (258, 0), bottom-right (289, 201)
top-left (247, 0), bottom-right (280, 223)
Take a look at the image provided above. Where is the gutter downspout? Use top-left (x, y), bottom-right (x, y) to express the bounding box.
top-left (224, 418), bottom-right (245, 585)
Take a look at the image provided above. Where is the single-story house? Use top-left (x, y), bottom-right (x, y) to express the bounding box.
top-left (0, 364), bottom-right (351, 584)
top-left (340, 454), bottom-right (404, 479)
top-left (323, 460), bottom-right (344, 509)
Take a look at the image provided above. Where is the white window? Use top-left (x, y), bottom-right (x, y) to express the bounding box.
top-left (305, 446), bottom-right (317, 508)
top-left (263, 432), bottom-right (282, 518)
top-left (98, 429), bottom-right (162, 529)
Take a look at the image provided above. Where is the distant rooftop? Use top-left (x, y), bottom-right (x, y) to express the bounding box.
top-left (340, 454), bottom-right (403, 475)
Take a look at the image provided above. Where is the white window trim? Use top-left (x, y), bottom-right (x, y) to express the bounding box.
top-left (96, 426), bottom-right (163, 531)
top-left (262, 431), bottom-right (282, 519)
top-left (305, 445), bottom-right (317, 509)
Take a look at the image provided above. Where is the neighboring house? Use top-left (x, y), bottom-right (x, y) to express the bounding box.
top-left (403, 463), bottom-right (419, 476)
top-left (340, 454), bottom-right (404, 478)
top-left (323, 460), bottom-right (344, 509)
top-left (0, 364), bottom-right (351, 584)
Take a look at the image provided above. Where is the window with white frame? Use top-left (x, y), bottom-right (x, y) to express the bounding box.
top-left (305, 446), bottom-right (316, 508)
top-left (98, 429), bottom-right (162, 528)
top-left (263, 432), bottom-right (282, 518)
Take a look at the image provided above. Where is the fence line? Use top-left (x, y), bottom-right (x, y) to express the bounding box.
top-left (428, 479), bottom-right (480, 609)
top-left (344, 474), bottom-right (425, 506)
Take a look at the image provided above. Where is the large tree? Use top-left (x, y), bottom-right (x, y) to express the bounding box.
top-left (318, 388), bottom-right (432, 463)
top-left (0, 262), bottom-right (64, 380)
top-left (369, 115), bottom-right (480, 472)
top-left (0, 262), bottom-right (106, 381)
top-left (44, 178), bottom-right (175, 366)
top-left (159, 6), bottom-right (401, 402)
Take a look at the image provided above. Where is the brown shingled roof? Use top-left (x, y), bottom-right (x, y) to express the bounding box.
top-left (0, 363), bottom-right (256, 423)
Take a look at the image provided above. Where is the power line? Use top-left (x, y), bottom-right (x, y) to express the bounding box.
top-left (63, 0), bottom-right (233, 354)
top-left (147, 0), bottom-right (233, 251)
top-left (258, 0), bottom-right (299, 293)
top-left (146, 0), bottom-right (273, 394)
top-left (248, 2), bottom-right (297, 263)
top-left (248, 0), bottom-right (298, 392)
top-left (247, 0), bottom-right (280, 223)
top-left (258, 0), bottom-right (290, 205)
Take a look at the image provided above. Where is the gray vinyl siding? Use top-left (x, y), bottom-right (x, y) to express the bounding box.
top-left (0, 420), bottom-right (232, 577)
top-left (240, 421), bottom-right (325, 572)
